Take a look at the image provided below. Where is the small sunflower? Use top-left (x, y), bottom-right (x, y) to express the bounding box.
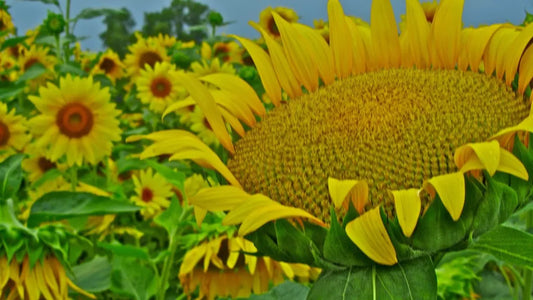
top-left (91, 49), bottom-right (124, 83)
top-left (201, 41), bottom-right (243, 64)
top-left (179, 234), bottom-right (319, 300)
top-left (190, 58), bottom-right (236, 77)
top-left (0, 9), bottom-right (15, 37)
top-left (131, 0), bottom-right (533, 272)
top-left (22, 144), bottom-right (65, 183)
top-left (0, 255), bottom-right (95, 299)
top-left (0, 102), bottom-right (30, 160)
top-left (124, 34), bottom-right (170, 79)
top-left (258, 6), bottom-right (299, 39)
top-left (131, 168), bottom-right (174, 219)
top-left (29, 75), bottom-right (122, 166)
top-left (18, 45), bottom-right (56, 90)
top-left (136, 62), bottom-right (181, 114)
top-left (147, 33), bottom-right (178, 49)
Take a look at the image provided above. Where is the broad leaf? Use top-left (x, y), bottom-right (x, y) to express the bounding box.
top-left (308, 256), bottom-right (437, 300)
top-left (70, 256), bottom-right (112, 292)
top-left (145, 160), bottom-right (185, 189)
top-left (0, 154), bottom-right (24, 200)
top-left (154, 197), bottom-right (183, 237)
top-left (0, 83), bottom-right (25, 99)
top-left (16, 63), bottom-right (47, 83)
top-left (98, 242), bottom-right (150, 260)
top-left (28, 191), bottom-right (139, 226)
top-left (110, 256), bottom-right (158, 300)
top-left (470, 225), bottom-right (533, 269)
top-left (249, 281), bottom-right (309, 300)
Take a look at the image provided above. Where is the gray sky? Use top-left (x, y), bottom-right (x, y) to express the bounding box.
top-left (7, 0), bottom-right (533, 51)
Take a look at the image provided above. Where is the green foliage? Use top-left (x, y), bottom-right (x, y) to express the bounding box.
top-left (70, 256), bottom-right (112, 293)
top-left (0, 154), bottom-right (24, 202)
top-left (99, 7), bottom-right (135, 57)
top-left (249, 281), bottom-right (310, 300)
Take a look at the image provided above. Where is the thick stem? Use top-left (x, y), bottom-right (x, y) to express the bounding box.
top-left (157, 235), bottom-right (180, 300)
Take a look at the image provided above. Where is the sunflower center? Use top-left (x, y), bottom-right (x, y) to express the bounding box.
top-left (150, 77), bottom-right (172, 98)
top-left (141, 187), bottom-right (154, 202)
top-left (0, 121), bottom-right (10, 146)
top-left (56, 102), bottom-right (94, 138)
top-left (37, 157), bottom-right (55, 172)
top-left (228, 68), bottom-right (530, 220)
top-left (99, 58), bottom-right (116, 74)
top-left (139, 51), bottom-right (162, 69)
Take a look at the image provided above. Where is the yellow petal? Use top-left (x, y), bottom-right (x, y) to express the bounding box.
top-left (504, 23), bottom-right (533, 85)
top-left (189, 186), bottom-right (250, 211)
top-left (175, 72), bottom-right (234, 153)
top-left (34, 263), bottom-right (55, 300)
top-left (518, 44), bottom-right (533, 95)
top-left (464, 24), bottom-right (502, 72)
top-left (162, 97), bottom-right (196, 118)
top-left (274, 13), bottom-right (319, 92)
top-left (392, 189), bottom-right (421, 238)
top-left (370, 0), bottom-right (401, 68)
top-left (220, 106), bottom-right (246, 137)
top-left (223, 195), bottom-right (276, 226)
top-left (179, 243), bottom-right (207, 275)
top-left (328, 0), bottom-right (353, 78)
top-left (194, 207), bottom-right (208, 227)
top-left (457, 28), bottom-right (473, 71)
top-left (498, 148), bottom-right (529, 180)
top-left (230, 35), bottom-right (282, 106)
top-left (327, 177), bottom-right (359, 209)
top-left (454, 141), bottom-right (501, 175)
top-left (405, 0), bottom-right (431, 68)
top-left (345, 17), bottom-right (369, 74)
top-left (294, 23), bottom-right (335, 85)
top-left (345, 206), bottom-right (398, 266)
top-left (251, 21), bottom-right (302, 99)
top-left (0, 257), bottom-right (8, 290)
top-left (211, 89), bottom-right (255, 128)
top-left (430, 0), bottom-right (464, 68)
top-left (424, 172), bottom-right (465, 221)
top-left (491, 115), bottom-right (533, 145)
top-left (200, 73), bottom-right (265, 117)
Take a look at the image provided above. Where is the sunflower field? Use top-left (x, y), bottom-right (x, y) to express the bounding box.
top-left (1, 0), bottom-right (533, 299)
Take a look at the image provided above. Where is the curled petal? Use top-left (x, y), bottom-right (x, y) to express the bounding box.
top-left (392, 189), bottom-right (421, 238)
top-left (424, 172), bottom-right (465, 221)
top-left (455, 141), bottom-right (500, 175)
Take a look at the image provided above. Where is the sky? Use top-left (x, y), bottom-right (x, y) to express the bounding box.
top-left (6, 0), bottom-right (533, 51)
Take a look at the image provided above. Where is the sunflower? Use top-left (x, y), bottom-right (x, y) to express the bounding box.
top-left (190, 58), bottom-right (236, 77)
top-left (201, 41), bottom-right (243, 64)
top-left (29, 75), bottom-right (122, 166)
top-left (22, 144), bottom-right (65, 183)
top-left (130, 0), bottom-right (533, 270)
top-left (0, 255), bottom-right (95, 299)
top-left (258, 6), bottom-right (299, 39)
top-left (131, 168), bottom-right (174, 219)
top-left (146, 33), bottom-right (178, 49)
top-left (0, 102), bottom-right (30, 160)
top-left (18, 45), bottom-right (56, 90)
top-left (179, 234), bottom-right (319, 300)
top-left (91, 49), bottom-right (124, 83)
top-left (0, 9), bottom-right (14, 37)
top-left (124, 34), bottom-right (170, 79)
top-left (136, 61), bottom-right (182, 114)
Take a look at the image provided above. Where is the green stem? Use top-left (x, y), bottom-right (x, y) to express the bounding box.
top-left (64, 0), bottom-right (71, 62)
top-left (55, 35), bottom-right (61, 62)
top-left (70, 165), bottom-right (78, 191)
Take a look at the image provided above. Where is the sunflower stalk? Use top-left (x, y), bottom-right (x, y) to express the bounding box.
top-left (69, 165), bottom-right (77, 191)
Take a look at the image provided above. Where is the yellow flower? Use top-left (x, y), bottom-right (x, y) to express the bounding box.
top-left (136, 62), bottom-right (182, 113)
top-left (190, 58), bottom-right (236, 77)
top-left (22, 144), bottom-right (66, 183)
top-left (0, 102), bottom-right (30, 160)
top-left (18, 45), bottom-right (56, 90)
top-left (146, 33), bottom-right (178, 49)
top-left (258, 6), bottom-right (299, 38)
top-left (0, 255), bottom-right (95, 299)
top-left (91, 49), bottom-right (124, 83)
top-left (124, 33), bottom-right (170, 79)
top-left (201, 41), bottom-right (243, 64)
top-left (0, 9), bottom-right (15, 37)
top-left (29, 75), bottom-right (122, 166)
top-left (179, 235), bottom-right (319, 300)
top-left (131, 168), bottom-right (174, 219)
top-left (131, 0), bottom-right (533, 266)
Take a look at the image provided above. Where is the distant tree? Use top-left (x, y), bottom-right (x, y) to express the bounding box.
top-left (99, 8), bottom-right (135, 57)
top-left (141, 0), bottom-right (209, 43)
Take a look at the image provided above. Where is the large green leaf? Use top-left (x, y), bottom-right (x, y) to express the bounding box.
top-left (110, 256), bottom-right (158, 300)
top-left (0, 154), bottom-right (24, 201)
top-left (0, 83), bottom-right (25, 100)
top-left (20, 0), bottom-right (59, 6)
top-left (70, 256), bottom-right (112, 292)
top-left (470, 225), bottom-right (533, 269)
top-left (249, 281), bottom-right (309, 300)
top-left (308, 256), bottom-right (437, 300)
top-left (27, 191), bottom-right (139, 226)
top-left (154, 197), bottom-right (183, 237)
top-left (16, 63), bottom-right (47, 83)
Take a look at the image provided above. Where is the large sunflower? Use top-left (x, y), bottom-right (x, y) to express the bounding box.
top-left (29, 75), bottom-right (122, 166)
top-left (131, 0), bottom-right (533, 272)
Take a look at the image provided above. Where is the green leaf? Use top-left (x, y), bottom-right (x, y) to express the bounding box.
top-left (73, 8), bottom-right (126, 21)
top-left (56, 62), bottom-right (87, 76)
top-left (154, 197), bottom-right (183, 237)
top-left (249, 281), bottom-right (309, 300)
top-left (110, 256), bottom-right (158, 300)
top-left (0, 83), bottom-right (25, 100)
top-left (412, 176), bottom-right (482, 252)
top-left (15, 63), bottom-right (47, 83)
top-left (0, 154), bottom-right (24, 200)
top-left (27, 191), bottom-right (139, 226)
top-left (20, 0), bottom-right (59, 6)
top-left (275, 219), bottom-right (315, 264)
top-left (1, 36), bottom-right (29, 51)
top-left (98, 242), bottom-right (150, 260)
top-left (473, 177), bottom-right (518, 236)
top-left (470, 225), bottom-right (533, 269)
top-left (70, 256), bottom-right (112, 292)
top-left (308, 256), bottom-right (437, 300)
top-left (145, 160), bottom-right (185, 189)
